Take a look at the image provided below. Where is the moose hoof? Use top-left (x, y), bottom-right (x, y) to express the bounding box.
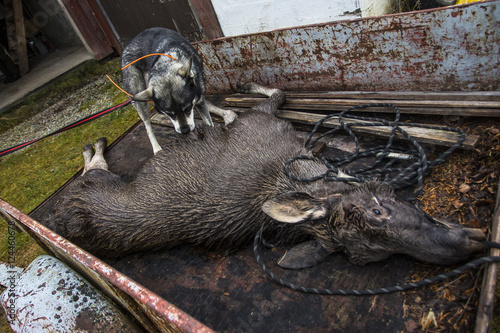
top-left (82, 144), bottom-right (94, 153)
top-left (96, 137), bottom-right (108, 147)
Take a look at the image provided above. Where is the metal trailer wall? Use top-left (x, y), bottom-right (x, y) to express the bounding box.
top-left (193, 1), bottom-right (500, 94)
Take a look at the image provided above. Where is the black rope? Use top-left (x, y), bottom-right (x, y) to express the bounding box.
top-left (285, 103), bottom-right (465, 197)
top-left (254, 230), bottom-right (500, 295)
top-left (262, 105), bottom-right (484, 295)
top-left (0, 99), bottom-right (132, 157)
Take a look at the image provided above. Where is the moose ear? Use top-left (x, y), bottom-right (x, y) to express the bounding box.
top-left (262, 192), bottom-right (327, 224)
top-left (177, 57), bottom-right (194, 79)
top-left (133, 86), bottom-right (154, 102)
top-left (278, 240), bottom-right (331, 269)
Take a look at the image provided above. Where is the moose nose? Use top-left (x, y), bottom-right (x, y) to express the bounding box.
top-left (465, 227), bottom-right (486, 241)
top-left (180, 125), bottom-right (191, 134)
top-left (464, 228), bottom-right (487, 252)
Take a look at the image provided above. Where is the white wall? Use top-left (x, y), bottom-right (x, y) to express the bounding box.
top-left (211, 0), bottom-right (361, 37)
top-left (360, 0), bottom-right (393, 17)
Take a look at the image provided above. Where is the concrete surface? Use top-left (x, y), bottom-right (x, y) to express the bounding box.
top-left (0, 46), bottom-right (93, 112)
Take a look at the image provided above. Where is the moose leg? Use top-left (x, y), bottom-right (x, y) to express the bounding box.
top-left (197, 99), bottom-right (237, 125)
top-left (82, 144), bottom-right (94, 175)
top-left (82, 138), bottom-right (109, 175)
top-left (237, 82), bottom-right (285, 115)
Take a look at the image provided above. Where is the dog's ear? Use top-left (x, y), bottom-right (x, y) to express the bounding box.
top-left (133, 86), bottom-right (154, 102)
top-left (177, 57), bottom-right (194, 79)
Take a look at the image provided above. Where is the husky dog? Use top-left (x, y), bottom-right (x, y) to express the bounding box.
top-left (122, 27), bottom-right (237, 153)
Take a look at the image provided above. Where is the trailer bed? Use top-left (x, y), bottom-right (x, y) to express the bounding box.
top-left (23, 113), bottom-right (488, 332)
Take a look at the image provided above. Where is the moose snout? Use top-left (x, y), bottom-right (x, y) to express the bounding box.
top-left (431, 227), bottom-right (487, 265)
top-left (464, 227), bottom-right (487, 251)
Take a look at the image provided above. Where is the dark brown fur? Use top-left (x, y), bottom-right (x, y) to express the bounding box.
top-left (44, 83), bottom-right (485, 267)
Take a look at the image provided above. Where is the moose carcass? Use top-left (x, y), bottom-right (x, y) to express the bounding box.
top-left (44, 83), bottom-right (485, 268)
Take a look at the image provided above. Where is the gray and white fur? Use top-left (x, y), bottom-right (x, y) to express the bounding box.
top-left (121, 27), bottom-right (237, 154)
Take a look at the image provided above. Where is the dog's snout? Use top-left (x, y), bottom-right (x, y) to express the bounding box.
top-left (180, 125), bottom-right (191, 134)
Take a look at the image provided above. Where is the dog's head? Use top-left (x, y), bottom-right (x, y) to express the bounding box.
top-left (133, 58), bottom-right (202, 134)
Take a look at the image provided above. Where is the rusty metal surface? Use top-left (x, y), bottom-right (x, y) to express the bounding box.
top-left (2, 4), bottom-right (499, 329)
top-left (28, 124), bottom-right (417, 332)
top-left (2, 118), bottom-right (494, 332)
top-left (0, 199), bottom-right (215, 333)
top-left (194, 1), bottom-right (500, 94)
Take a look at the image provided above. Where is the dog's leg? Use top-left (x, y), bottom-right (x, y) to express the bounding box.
top-left (133, 101), bottom-right (163, 154)
top-left (194, 97), bottom-right (214, 127)
top-left (197, 99), bottom-right (237, 126)
top-left (123, 65), bottom-right (163, 154)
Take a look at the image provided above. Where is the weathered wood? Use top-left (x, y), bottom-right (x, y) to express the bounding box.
top-left (474, 178), bottom-right (500, 333)
top-left (285, 91), bottom-right (500, 102)
top-left (223, 96), bottom-right (500, 117)
top-left (222, 107), bottom-right (478, 150)
top-left (60, 0), bottom-right (115, 60)
top-left (190, 0), bottom-right (224, 40)
top-left (12, 0), bottom-right (28, 75)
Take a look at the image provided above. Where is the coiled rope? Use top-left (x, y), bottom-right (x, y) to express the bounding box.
top-left (254, 230), bottom-right (500, 295)
top-left (258, 103), bottom-right (493, 295)
top-left (285, 103), bottom-right (465, 198)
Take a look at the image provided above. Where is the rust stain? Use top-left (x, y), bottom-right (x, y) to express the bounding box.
top-left (194, 1), bottom-right (500, 94)
top-left (0, 200), bottom-right (215, 333)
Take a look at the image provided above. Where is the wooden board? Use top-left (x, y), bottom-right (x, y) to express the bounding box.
top-left (224, 96), bottom-right (500, 118)
top-left (219, 106), bottom-right (478, 150)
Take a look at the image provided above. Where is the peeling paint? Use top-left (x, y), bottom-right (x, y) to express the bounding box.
top-left (0, 202), bottom-right (215, 333)
top-left (194, 1), bottom-right (500, 94)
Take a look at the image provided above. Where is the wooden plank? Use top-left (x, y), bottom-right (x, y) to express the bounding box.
top-left (60, 0), bottom-right (114, 60)
top-left (285, 91), bottom-right (500, 102)
top-left (190, 0), bottom-right (224, 40)
top-left (223, 96), bottom-right (500, 117)
top-left (12, 0), bottom-right (28, 75)
top-left (226, 107), bottom-right (478, 150)
top-left (97, 0), bottom-right (203, 46)
top-left (474, 178), bottom-right (500, 333)
top-left (86, 0), bottom-right (123, 54)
